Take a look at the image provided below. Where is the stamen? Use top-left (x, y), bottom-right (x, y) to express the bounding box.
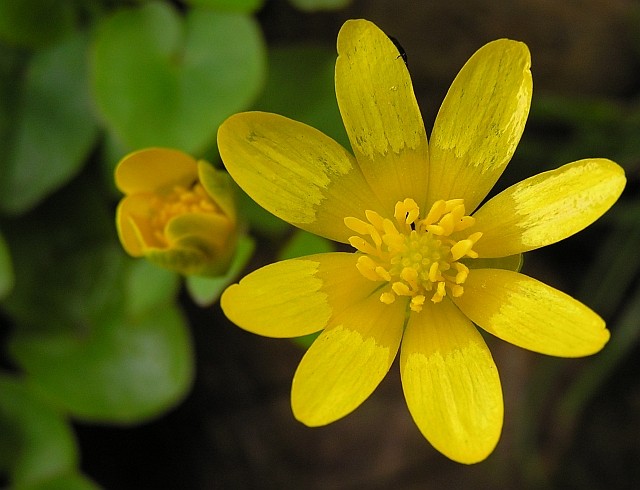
top-left (148, 182), bottom-right (218, 247)
top-left (344, 216), bottom-right (370, 235)
top-left (345, 198), bottom-right (482, 313)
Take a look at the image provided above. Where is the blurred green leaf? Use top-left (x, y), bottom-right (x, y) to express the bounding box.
top-left (3, 176), bottom-right (193, 423)
top-left (278, 229), bottom-right (335, 260)
top-left (0, 230), bottom-right (13, 298)
top-left (186, 234), bottom-right (255, 306)
top-left (0, 0), bottom-right (76, 48)
top-left (125, 259), bottom-right (180, 318)
top-left (238, 188), bottom-right (291, 237)
top-left (91, 2), bottom-right (265, 153)
top-left (288, 0), bottom-right (352, 11)
top-left (10, 301), bottom-right (194, 423)
top-left (184, 0), bottom-right (264, 13)
top-left (23, 471), bottom-right (100, 490)
top-left (0, 376), bottom-right (77, 487)
top-left (254, 45), bottom-right (348, 148)
top-left (0, 30), bottom-right (99, 214)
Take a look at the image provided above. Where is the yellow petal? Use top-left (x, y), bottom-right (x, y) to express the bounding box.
top-left (453, 269), bottom-right (610, 357)
top-left (197, 160), bottom-right (237, 223)
top-left (291, 292), bottom-right (405, 426)
top-left (471, 159), bottom-right (626, 257)
top-left (400, 299), bottom-right (503, 464)
top-left (218, 112), bottom-right (384, 243)
top-left (221, 253), bottom-right (374, 338)
top-left (115, 148), bottom-right (198, 194)
top-left (335, 19), bottom-right (430, 211)
top-left (116, 194), bottom-right (155, 256)
top-left (428, 39), bottom-right (532, 211)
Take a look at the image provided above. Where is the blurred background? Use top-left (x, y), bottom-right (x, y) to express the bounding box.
top-left (1, 0), bottom-right (640, 488)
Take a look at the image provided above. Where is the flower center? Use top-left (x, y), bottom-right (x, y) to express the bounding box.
top-left (149, 183), bottom-right (219, 246)
top-left (344, 198), bottom-right (482, 312)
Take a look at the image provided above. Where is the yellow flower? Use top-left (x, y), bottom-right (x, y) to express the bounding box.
top-left (115, 148), bottom-right (238, 276)
top-left (217, 20), bottom-right (626, 463)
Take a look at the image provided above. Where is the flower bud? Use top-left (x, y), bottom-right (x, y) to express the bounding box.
top-left (115, 148), bottom-right (237, 276)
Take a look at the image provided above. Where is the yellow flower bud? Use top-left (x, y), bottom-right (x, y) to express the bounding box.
top-left (115, 148), bottom-right (238, 276)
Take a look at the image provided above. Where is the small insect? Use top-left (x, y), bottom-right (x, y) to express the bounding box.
top-left (388, 35), bottom-right (408, 66)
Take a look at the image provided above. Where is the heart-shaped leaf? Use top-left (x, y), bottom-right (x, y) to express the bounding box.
top-left (184, 0), bottom-right (264, 12)
top-left (0, 376), bottom-right (77, 487)
top-left (0, 31), bottom-right (99, 214)
top-left (10, 301), bottom-right (194, 423)
top-left (91, 2), bottom-right (265, 154)
top-left (3, 178), bottom-right (193, 423)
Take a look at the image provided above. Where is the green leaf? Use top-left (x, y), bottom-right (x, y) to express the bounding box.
top-left (466, 254), bottom-right (523, 272)
top-left (10, 303), bottom-right (194, 423)
top-left (184, 0), bottom-right (265, 13)
top-left (23, 471), bottom-right (100, 490)
top-left (288, 0), bottom-right (352, 12)
top-left (186, 234), bottom-right (255, 306)
top-left (125, 259), bottom-right (180, 318)
top-left (0, 31), bottom-right (99, 214)
top-left (3, 177), bottom-right (194, 423)
top-left (91, 2), bottom-right (266, 153)
top-left (0, 230), bottom-right (13, 298)
top-left (254, 45), bottom-right (348, 148)
top-left (278, 229), bottom-right (335, 260)
top-left (0, 0), bottom-right (76, 48)
top-left (0, 376), bottom-right (78, 487)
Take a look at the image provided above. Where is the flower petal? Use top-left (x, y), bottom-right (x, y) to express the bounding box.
top-left (335, 19), bottom-right (430, 211)
top-left (197, 160), bottom-right (237, 222)
top-left (291, 292), bottom-right (405, 426)
top-left (218, 112), bottom-right (383, 243)
top-left (116, 194), bottom-right (155, 256)
top-left (221, 252), bottom-right (375, 338)
top-left (471, 159), bottom-right (626, 257)
top-left (115, 148), bottom-right (198, 194)
top-left (428, 39), bottom-right (532, 211)
top-left (400, 299), bottom-right (503, 464)
top-left (453, 268), bottom-right (610, 357)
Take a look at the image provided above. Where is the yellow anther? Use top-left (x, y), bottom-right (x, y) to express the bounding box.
top-left (437, 213), bottom-right (455, 236)
top-left (382, 218), bottom-right (398, 236)
top-left (344, 216), bottom-right (370, 235)
top-left (401, 267), bottom-right (418, 284)
top-left (428, 262), bottom-right (441, 282)
top-left (356, 255), bottom-right (380, 281)
top-left (375, 266), bottom-right (392, 281)
top-left (392, 281), bottom-right (411, 296)
top-left (424, 200), bottom-right (447, 225)
top-left (457, 216), bottom-right (475, 230)
top-left (432, 282), bottom-right (447, 303)
top-left (380, 292), bottom-right (396, 304)
top-left (349, 236), bottom-right (377, 255)
top-left (444, 199), bottom-right (464, 212)
top-left (450, 239), bottom-right (474, 261)
top-left (426, 224), bottom-right (445, 236)
top-left (365, 210), bottom-right (385, 230)
top-left (410, 295), bottom-right (426, 312)
top-left (454, 262), bottom-right (469, 284)
top-left (346, 198), bottom-right (481, 311)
